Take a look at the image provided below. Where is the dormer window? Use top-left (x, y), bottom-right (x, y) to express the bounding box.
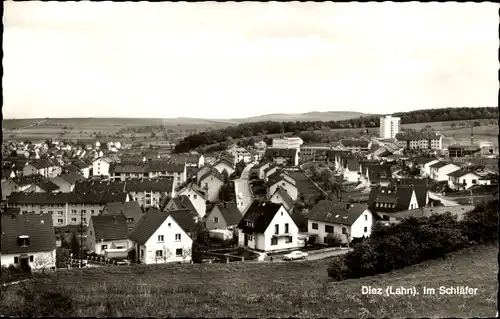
top-left (18, 235), bottom-right (30, 248)
top-left (245, 220), bottom-right (254, 227)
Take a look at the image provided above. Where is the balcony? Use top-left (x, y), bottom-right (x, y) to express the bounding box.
top-left (273, 232), bottom-right (291, 238)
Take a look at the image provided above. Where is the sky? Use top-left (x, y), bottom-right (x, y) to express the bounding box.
top-left (3, 2), bottom-right (499, 119)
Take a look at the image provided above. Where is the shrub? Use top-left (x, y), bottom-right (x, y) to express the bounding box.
top-left (325, 233), bottom-right (343, 247)
top-left (328, 202), bottom-right (495, 281)
top-left (327, 256), bottom-right (349, 280)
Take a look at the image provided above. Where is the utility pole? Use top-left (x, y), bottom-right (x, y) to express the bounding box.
top-left (80, 208), bottom-right (83, 268)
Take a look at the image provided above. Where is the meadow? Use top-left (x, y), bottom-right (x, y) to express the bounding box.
top-left (0, 245), bottom-right (496, 317)
top-left (2, 118), bottom-right (232, 143)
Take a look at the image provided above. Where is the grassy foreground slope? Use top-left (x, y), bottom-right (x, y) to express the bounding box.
top-left (1, 246), bottom-right (497, 317)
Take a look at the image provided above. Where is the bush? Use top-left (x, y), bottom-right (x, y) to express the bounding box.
top-left (324, 233), bottom-right (343, 247)
top-left (328, 201), bottom-right (498, 281)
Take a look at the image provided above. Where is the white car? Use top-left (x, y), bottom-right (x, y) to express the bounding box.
top-left (282, 251), bottom-right (308, 261)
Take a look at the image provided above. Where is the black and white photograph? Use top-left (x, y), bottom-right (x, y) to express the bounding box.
top-left (1, 1), bottom-right (498, 317)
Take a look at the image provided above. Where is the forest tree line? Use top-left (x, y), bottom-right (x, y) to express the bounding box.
top-left (174, 107), bottom-right (498, 153)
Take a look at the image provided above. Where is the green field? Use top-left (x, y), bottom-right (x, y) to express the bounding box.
top-left (1, 245), bottom-right (495, 317)
top-left (2, 118), bottom-right (233, 143)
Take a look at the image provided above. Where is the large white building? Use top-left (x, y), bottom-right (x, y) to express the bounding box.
top-left (272, 137), bottom-right (303, 150)
top-left (380, 115), bottom-right (401, 139)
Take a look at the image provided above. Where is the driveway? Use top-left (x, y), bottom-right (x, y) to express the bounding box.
top-left (429, 192), bottom-right (460, 206)
top-left (234, 164), bottom-right (254, 212)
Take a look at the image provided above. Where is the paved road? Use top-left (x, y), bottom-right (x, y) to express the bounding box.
top-left (429, 192), bottom-right (460, 206)
top-left (253, 248), bottom-right (351, 263)
top-left (234, 164), bottom-right (254, 212)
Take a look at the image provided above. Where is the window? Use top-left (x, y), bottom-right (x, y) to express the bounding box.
top-left (311, 223), bottom-right (318, 230)
top-left (472, 179), bottom-right (477, 184)
top-left (323, 237), bottom-right (328, 244)
top-left (29, 255), bottom-right (34, 262)
top-left (176, 249), bottom-right (183, 257)
top-left (285, 236), bottom-right (292, 243)
top-left (48, 211), bottom-right (53, 215)
top-left (71, 210), bottom-right (77, 214)
top-left (101, 245), bottom-right (108, 250)
top-left (285, 223), bottom-right (289, 234)
top-left (168, 223), bottom-right (171, 227)
top-left (325, 225), bottom-right (334, 233)
top-left (156, 250), bottom-right (163, 257)
top-left (140, 249), bottom-right (144, 257)
top-left (14, 257), bottom-right (19, 264)
top-left (82, 218), bottom-right (87, 223)
top-left (342, 227), bottom-right (348, 234)
top-left (213, 217), bottom-right (219, 223)
top-left (364, 215), bottom-right (368, 221)
top-left (175, 234), bottom-right (181, 241)
top-left (91, 210), bottom-right (95, 215)
top-left (275, 224), bottom-right (279, 234)
top-left (90, 231), bottom-right (92, 235)
top-left (193, 194), bottom-right (197, 199)
top-left (364, 227), bottom-right (368, 232)
top-left (57, 219), bottom-right (63, 224)
top-left (127, 218), bottom-right (134, 222)
top-left (158, 235), bottom-right (164, 242)
top-left (81, 210), bottom-right (86, 214)
top-left (71, 218), bottom-right (77, 222)
top-left (271, 237), bottom-right (278, 245)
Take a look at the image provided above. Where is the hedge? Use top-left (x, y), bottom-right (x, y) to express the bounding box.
top-left (328, 199), bottom-right (498, 280)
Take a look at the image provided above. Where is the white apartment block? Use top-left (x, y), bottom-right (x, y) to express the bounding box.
top-left (272, 137), bottom-right (304, 150)
top-left (379, 115), bottom-right (401, 139)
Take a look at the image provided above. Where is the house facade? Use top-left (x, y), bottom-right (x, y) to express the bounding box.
top-left (1, 213), bottom-right (57, 271)
top-left (205, 201), bottom-right (242, 230)
top-left (267, 178), bottom-right (298, 201)
top-left (429, 162), bottom-right (461, 182)
top-left (447, 169), bottom-right (491, 191)
top-left (199, 170), bottom-right (224, 202)
top-left (307, 201), bottom-right (375, 245)
top-left (212, 160), bottom-right (235, 176)
top-left (87, 215), bottom-right (133, 255)
top-left (129, 209), bottom-right (194, 264)
top-left (92, 157), bottom-right (112, 177)
top-left (22, 160), bottom-right (61, 178)
top-left (237, 202), bottom-right (300, 252)
top-left (175, 186), bottom-right (208, 217)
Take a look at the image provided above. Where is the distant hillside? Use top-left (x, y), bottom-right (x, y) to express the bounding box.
top-left (232, 111), bottom-right (368, 123)
top-left (174, 106), bottom-right (498, 153)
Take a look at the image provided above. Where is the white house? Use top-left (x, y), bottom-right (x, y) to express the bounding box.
top-left (1, 213), bottom-right (56, 271)
top-left (213, 159), bottom-right (235, 176)
top-left (263, 165), bottom-right (279, 182)
top-left (175, 185), bottom-right (208, 217)
top-left (343, 159), bottom-right (360, 183)
top-left (269, 187), bottom-right (294, 212)
top-left (93, 157), bottom-right (112, 177)
top-left (307, 201), bottom-right (376, 245)
top-left (199, 169), bottom-right (225, 202)
top-left (447, 169), bottom-right (492, 191)
top-left (266, 177), bottom-right (298, 201)
top-left (421, 159), bottom-right (439, 177)
top-left (129, 208), bottom-right (196, 264)
top-left (196, 166), bottom-right (212, 182)
top-left (250, 162), bottom-right (272, 180)
top-left (429, 162), bottom-right (461, 182)
top-left (237, 201), bottom-right (299, 252)
top-left (87, 215), bottom-right (132, 256)
top-left (22, 159), bottom-right (61, 178)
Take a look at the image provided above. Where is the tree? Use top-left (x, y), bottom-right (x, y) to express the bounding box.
top-left (221, 169), bottom-right (229, 183)
top-left (181, 247), bottom-right (192, 263)
top-left (70, 232), bottom-right (81, 258)
top-left (191, 220), bottom-right (210, 263)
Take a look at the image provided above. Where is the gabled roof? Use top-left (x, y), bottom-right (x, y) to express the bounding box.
top-left (169, 154), bottom-right (201, 165)
top-left (129, 207), bottom-right (198, 245)
top-left (271, 187), bottom-right (294, 209)
top-left (199, 168), bottom-right (225, 183)
top-left (341, 140), bottom-right (370, 148)
top-left (16, 175), bottom-right (60, 192)
top-left (72, 159), bottom-right (92, 169)
top-left (368, 185), bottom-right (415, 213)
top-left (1, 213), bottom-right (56, 254)
top-left (74, 180), bottom-right (126, 194)
top-left (28, 159), bottom-right (59, 169)
top-left (447, 168), bottom-right (480, 178)
top-left (237, 201), bottom-right (283, 234)
top-left (102, 201), bottom-right (143, 224)
top-left (60, 171), bottom-right (87, 184)
top-left (167, 195), bottom-right (196, 213)
top-left (211, 201), bottom-right (242, 226)
top-left (367, 165), bottom-right (392, 182)
top-left (8, 191), bottom-right (128, 205)
top-left (413, 157), bottom-right (438, 165)
top-left (112, 161), bottom-right (185, 173)
top-left (429, 161), bottom-right (454, 169)
top-left (178, 183), bottom-right (207, 199)
top-left (307, 201), bottom-right (369, 226)
top-left (264, 148), bottom-right (298, 159)
top-left (124, 177), bottom-right (174, 193)
top-left (346, 159), bottom-right (359, 171)
top-left (90, 215), bottom-right (129, 241)
top-left (252, 161), bottom-right (271, 170)
top-left (263, 164), bottom-right (279, 174)
top-left (266, 176), bottom-right (297, 188)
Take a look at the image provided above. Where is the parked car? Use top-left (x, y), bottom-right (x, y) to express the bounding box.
top-left (115, 259), bottom-right (131, 266)
top-left (283, 251), bottom-right (308, 261)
